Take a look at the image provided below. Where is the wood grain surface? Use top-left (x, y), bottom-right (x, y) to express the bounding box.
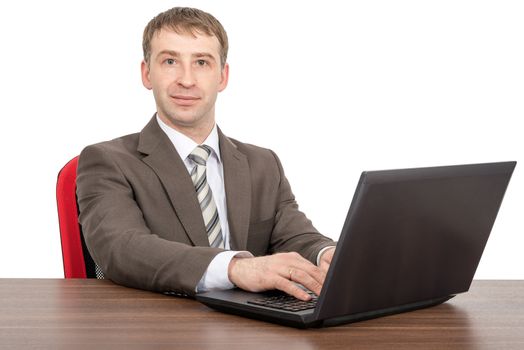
top-left (0, 279), bottom-right (522, 349)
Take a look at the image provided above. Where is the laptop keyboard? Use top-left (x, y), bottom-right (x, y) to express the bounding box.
top-left (247, 291), bottom-right (318, 312)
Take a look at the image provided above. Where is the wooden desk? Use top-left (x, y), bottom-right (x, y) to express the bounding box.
top-left (0, 279), bottom-right (522, 349)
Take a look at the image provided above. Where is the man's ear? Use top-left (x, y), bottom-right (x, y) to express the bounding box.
top-left (141, 60), bottom-right (153, 90)
top-left (218, 63), bottom-right (229, 92)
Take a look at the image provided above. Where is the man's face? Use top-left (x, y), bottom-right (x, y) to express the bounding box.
top-left (141, 29), bottom-right (228, 132)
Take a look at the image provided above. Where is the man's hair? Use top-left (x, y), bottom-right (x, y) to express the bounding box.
top-left (143, 7), bottom-right (228, 68)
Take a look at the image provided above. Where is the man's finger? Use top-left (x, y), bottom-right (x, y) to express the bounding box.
top-left (274, 277), bottom-right (311, 301)
top-left (288, 268), bottom-right (322, 296)
top-left (286, 255), bottom-right (326, 286)
top-left (320, 260), bottom-right (330, 273)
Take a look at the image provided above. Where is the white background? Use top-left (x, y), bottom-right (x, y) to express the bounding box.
top-left (0, 1), bottom-right (522, 278)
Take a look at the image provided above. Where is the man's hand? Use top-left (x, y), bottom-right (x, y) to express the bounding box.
top-left (319, 247), bottom-right (335, 273)
top-left (228, 252), bottom-right (326, 301)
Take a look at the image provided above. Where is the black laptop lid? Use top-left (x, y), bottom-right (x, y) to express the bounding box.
top-left (314, 161), bottom-right (516, 321)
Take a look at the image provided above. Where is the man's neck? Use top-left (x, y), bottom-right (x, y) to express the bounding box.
top-left (157, 114), bottom-right (214, 144)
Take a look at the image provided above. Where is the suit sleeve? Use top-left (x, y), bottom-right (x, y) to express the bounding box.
top-left (76, 144), bottom-right (222, 296)
top-left (267, 150), bottom-right (336, 263)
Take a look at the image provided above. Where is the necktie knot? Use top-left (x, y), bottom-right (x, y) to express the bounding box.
top-left (188, 145), bottom-right (212, 166)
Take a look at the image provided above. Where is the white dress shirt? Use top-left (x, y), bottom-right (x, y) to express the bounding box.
top-left (156, 115), bottom-right (252, 292)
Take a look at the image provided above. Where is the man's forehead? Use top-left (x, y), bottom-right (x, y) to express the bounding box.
top-left (151, 28), bottom-right (220, 55)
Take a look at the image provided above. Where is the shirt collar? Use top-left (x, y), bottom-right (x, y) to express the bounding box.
top-left (156, 114), bottom-right (221, 163)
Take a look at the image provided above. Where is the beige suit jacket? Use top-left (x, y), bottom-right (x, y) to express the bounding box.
top-left (76, 117), bottom-right (335, 296)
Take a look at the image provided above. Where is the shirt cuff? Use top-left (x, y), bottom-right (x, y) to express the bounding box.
top-left (316, 246), bottom-right (336, 266)
top-left (197, 250), bottom-right (253, 293)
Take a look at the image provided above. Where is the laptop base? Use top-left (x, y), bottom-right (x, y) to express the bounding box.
top-left (198, 291), bottom-right (454, 328)
top-left (321, 295), bottom-right (454, 327)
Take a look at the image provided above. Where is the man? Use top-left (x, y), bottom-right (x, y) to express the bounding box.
top-left (76, 7), bottom-right (335, 301)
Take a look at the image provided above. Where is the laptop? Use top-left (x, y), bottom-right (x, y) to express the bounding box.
top-left (196, 161), bottom-right (516, 328)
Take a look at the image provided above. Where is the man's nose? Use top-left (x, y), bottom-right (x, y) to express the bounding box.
top-left (176, 65), bottom-right (196, 88)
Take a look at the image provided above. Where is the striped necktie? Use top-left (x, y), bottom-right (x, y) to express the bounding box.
top-left (188, 145), bottom-right (224, 249)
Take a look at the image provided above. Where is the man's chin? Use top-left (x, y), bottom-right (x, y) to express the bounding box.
top-left (158, 111), bottom-right (212, 130)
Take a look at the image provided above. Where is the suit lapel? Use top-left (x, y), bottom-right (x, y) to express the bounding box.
top-left (137, 117), bottom-right (209, 247)
top-left (219, 129), bottom-right (251, 251)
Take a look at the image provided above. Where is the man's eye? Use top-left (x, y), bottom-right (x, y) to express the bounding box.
top-left (166, 58), bottom-right (175, 65)
top-left (196, 60), bottom-right (207, 66)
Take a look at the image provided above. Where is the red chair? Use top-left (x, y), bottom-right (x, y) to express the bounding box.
top-left (56, 156), bottom-right (102, 278)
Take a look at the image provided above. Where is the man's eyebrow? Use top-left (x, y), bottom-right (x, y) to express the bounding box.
top-left (193, 52), bottom-right (217, 61)
top-left (156, 50), bottom-right (180, 57)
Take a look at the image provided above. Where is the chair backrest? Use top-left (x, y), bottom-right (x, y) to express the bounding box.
top-left (56, 156), bottom-right (98, 278)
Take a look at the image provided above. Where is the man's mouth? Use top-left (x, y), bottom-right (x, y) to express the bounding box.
top-left (171, 95), bottom-right (200, 106)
